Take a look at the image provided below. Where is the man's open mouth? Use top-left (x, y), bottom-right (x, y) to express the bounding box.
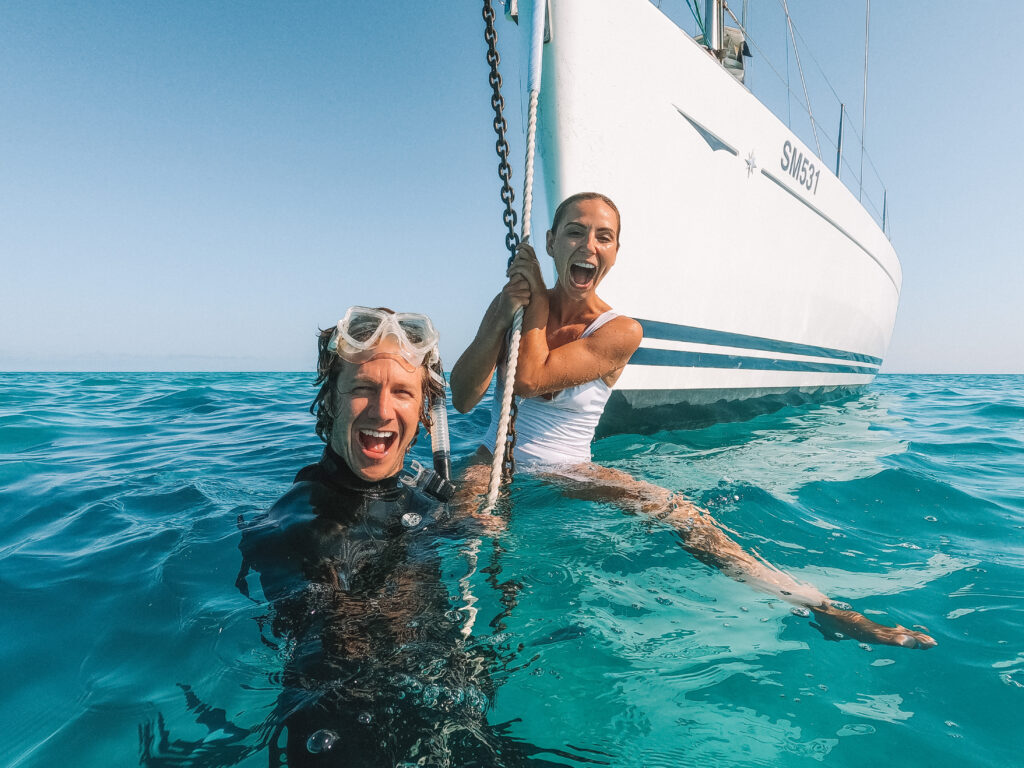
top-left (569, 261), bottom-right (596, 289)
top-left (357, 428), bottom-right (397, 456)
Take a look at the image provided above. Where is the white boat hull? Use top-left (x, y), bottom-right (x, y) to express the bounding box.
top-left (524, 0), bottom-right (902, 432)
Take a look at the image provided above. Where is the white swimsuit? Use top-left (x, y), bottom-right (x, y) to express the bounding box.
top-left (482, 310), bottom-right (619, 465)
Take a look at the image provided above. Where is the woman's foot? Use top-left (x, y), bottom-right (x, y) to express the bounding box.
top-left (810, 603), bottom-right (937, 649)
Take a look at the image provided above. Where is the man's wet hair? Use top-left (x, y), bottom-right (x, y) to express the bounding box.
top-left (309, 312), bottom-right (445, 444)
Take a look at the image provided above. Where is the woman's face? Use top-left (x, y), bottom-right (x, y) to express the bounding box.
top-left (546, 198), bottom-right (620, 298)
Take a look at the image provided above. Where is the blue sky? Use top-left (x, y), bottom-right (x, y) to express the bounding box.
top-left (2, 1), bottom-right (1020, 373)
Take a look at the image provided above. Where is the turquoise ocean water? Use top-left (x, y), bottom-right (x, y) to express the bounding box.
top-left (1, 373), bottom-right (1022, 767)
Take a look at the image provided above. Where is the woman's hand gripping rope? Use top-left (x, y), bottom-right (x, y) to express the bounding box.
top-left (497, 242), bottom-right (543, 325)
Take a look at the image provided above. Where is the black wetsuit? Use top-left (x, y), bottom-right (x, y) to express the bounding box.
top-left (236, 447), bottom-right (515, 767)
top-left (138, 449), bottom-right (567, 767)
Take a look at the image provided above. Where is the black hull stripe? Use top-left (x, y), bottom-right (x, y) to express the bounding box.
top-left (636, 319), bottom-right (883, 366)
top-left (629, 347), bottom-right (880, 375)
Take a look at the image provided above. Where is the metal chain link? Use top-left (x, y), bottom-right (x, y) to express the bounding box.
top-left (482, 0), bottom-right (519, 482)
top-left (502, 399), bottom-right (518, 481)
top-left (483, 1), bottom-right (521, 259)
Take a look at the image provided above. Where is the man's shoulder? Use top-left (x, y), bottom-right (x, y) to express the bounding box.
top-left (292, 457), bottom-right (325, 485)
top-left (268, 478), bottom-right (318, 515)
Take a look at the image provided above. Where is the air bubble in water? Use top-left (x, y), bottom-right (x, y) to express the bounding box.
top-left (357, 712), bottom-right (373, 725)
top-left (306, 729), bottom-right (338, 754)
top-left (422, 684), bottom-right (441, 706)
top-left (790, 607), bottom-right (810, 618)
top-left (837, 723), bottom-right (875, 736)
top-left (830, 601), bottom-right (852, 611)
top-left (859, 643), bottom-right (873, 651)
top-left (924, 515), bottom-right (938, 522)
top-left (401, 512), bottom-right (422, 528)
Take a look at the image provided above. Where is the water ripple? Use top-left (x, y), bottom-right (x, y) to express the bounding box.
top-left (2, 373), bottom-right (1023, 768)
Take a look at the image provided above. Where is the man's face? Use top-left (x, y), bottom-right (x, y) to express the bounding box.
top-left (329, 352), bottom-right (424, 481)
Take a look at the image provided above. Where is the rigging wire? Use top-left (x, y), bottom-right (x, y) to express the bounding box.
top-left (741, 0), bottom-right (750, 88)
top-left (775, 2), bottom-right (886, 191)
top-left (723, 4), bottom-right (835, 161)
top-left (779, 0), bottom-right (821, 159)
top-left (776, 7), bottom-right (874, 160)
top-left (721, 1), bottom-right (870, 149)
top-left (860, 0), bottom-right (871, 202)
top-left (784, 10), bottom-right (791, 127)
top-left (720, 0), bottom-right (887, 225)
top-left (683, 0), bottom-right (705, 39)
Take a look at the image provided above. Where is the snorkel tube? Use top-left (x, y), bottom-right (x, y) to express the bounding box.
top-left (429, 387), bottom-right (452, 487)
top-left (400, 365), bottom-right (455, 502)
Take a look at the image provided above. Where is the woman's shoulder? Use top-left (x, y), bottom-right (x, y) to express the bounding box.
top-left (589, 312), bottom-right (642, 348)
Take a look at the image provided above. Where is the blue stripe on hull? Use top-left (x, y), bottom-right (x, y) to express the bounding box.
top-left (629, 347), bottom-right (879, 375)
top-left (636, 319), bottom-right (883, 366)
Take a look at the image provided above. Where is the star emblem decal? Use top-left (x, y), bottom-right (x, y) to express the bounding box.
top-left (745, 150), bottom-right (758, 177)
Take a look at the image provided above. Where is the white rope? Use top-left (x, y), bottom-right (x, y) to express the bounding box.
top-left (458, 537), bottom-right (481, 639)
top-left (521, 88), bottom-right (540, 241)
top-left (460, 0), bottom-right (547, 643)
top-left (483, 307), bottom-right (524, 509)
top-left (482, 0), bottom-right (545, 513)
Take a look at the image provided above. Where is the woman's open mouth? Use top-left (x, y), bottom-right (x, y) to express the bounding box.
top-left (569, 261), bottom-right (596, 289)
top-left (357, 428), bottom-right (397, 457)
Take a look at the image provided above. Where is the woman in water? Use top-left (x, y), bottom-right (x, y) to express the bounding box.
top-left (451, 192), bottom-right (935, 650)
top-left (451, 192), bottom-right (640, 464)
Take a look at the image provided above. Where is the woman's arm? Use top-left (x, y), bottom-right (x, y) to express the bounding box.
top-left (507, 245), bottom-right (643, 398)
top-left (449, 273), bottom-right (532, 413)
top-left (514, 315), bottom-right (642, 398)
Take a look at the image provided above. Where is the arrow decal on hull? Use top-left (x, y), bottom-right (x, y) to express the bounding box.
top-left (675, 106), bottom-right (738, 155)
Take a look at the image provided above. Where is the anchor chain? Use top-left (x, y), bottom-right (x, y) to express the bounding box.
top-left (482, 0), bottom-right (519, 482)
top-left (503, 399), bottom-right (518, 481)
top-left (483, 0), bottom-right (521, 259)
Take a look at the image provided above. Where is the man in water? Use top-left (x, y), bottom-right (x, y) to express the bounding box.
top-left (233, 308), bottom-right (544, 767)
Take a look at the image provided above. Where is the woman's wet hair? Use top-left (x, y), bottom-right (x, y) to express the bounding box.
top-left (310, 310), bottom-right (445, 444)
top-left (550, 191), bottom-right (622, 241)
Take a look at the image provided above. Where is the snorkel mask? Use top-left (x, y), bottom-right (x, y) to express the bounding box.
top-left (328, 306), bottom-right (441, 370)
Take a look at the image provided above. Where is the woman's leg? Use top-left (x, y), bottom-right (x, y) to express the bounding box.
top-left (544, 462), bottom-right (936, 650)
